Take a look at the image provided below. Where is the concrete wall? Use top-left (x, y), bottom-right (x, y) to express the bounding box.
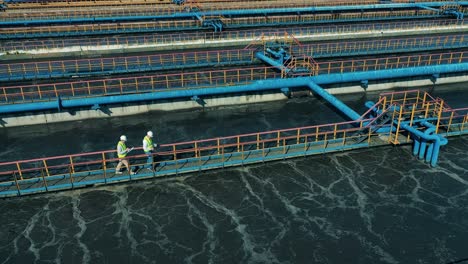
top-left (1, 74), bottom-right (466, 127)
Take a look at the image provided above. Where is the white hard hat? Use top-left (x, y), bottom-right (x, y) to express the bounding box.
top-left (147, 131), bottom-right (154, 137)
top-left (120, 135), bottom-right (127, 141)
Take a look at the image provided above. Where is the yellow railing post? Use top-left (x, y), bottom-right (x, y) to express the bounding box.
top-left (237, 136), bottom-right (240, 152)
top-left (256, 134), bottom-right (260, 150)
top-left (276, 131), bottom-right (280, 147)
top-left (333, 124), bottom-right (337, 139)
top-left (13, 171), bottom-right (21, 196)
top-left (424, 102), bottom-right (430, 118)
top-left (392, 107), bottom-right (404, 144)
top-left (446, 111), bottom-right (454, 134)
top-left (461, 115), bottom-right (467, 132)
top-left (194, 142), bottom-right (198, 158)
top-left (101, 153), bottom-right (106, 176)
top-left (41, 167), bottom-right (48, 192)
top-left (42, 159), bottom-right (50, 177)
top-left (69, 164), bottom-right (75, 188)
top-left (435, 100), bottom-right (444, 134)
top-left (407, 103), bottom-right (417, 142)
top-left (173, 145), bottom-right (177, 161)
top-left (16, 162), bottom-right (23, 180)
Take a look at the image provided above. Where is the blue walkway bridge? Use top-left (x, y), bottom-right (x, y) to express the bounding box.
top-left (0, 88), bottom-right (466, 198)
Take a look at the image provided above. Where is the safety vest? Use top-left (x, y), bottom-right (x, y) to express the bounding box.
top-left (117, 141), bottom-right (127, 158)
top-left (143, 136), bottom-right (153, 152)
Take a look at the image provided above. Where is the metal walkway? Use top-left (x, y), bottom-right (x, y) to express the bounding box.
top-left (0, 49), bottom-right (255, 82)
top-left (1, 20), bottom-right (462, 53)
top-left (1, 51), bottom-right (466, 106)
top-left (2, 35), bottom-right (466, 82)
top-left (0, 90), bottom-right (466, 198)
top-left (0, 12), bottom-right (456, 39)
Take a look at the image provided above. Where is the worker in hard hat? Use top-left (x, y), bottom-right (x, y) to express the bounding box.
top-left (143, 131), bottom-right (158, 171)
top-left (116, 135), bottom-right (135, 175)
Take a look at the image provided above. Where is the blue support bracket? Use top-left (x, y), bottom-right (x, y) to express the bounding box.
top-left (191, 96), bottom-right (206, 106)
top-left (172, 0), bottom-right (186, 5)
top-left (57, 96), bottom-right (63, 112)
top-left (431, 73), bottom-right (439, 83)
top-left (91, 104), bottom-right (101, 111)
top-left (280, 88), bottom-right (291, 97)
top-left (361, 80), bottom-right (369, 90)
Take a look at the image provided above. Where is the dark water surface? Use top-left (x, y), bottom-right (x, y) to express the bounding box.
top-left (1, 84), bottom-right (467, 264)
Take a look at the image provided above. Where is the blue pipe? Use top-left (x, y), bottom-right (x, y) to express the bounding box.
top-left (420, 121), bottom-right (448, 165)
top-left (255, 52), bottom-right (289, 72)
top-left (418, 126), bottom-right (435, 159)
top-left (426, 139), bottom-right (435, 163)
top-left (416, 4), bottom-right (440, 12)
top-left (307, 82), bottom-right (361, 121)
top-left (413, 136), bottom-right (421, 156)
top-left (1, 63), bottom-right (467, 115)
top-left (399, 122), bottom-right (447, 167)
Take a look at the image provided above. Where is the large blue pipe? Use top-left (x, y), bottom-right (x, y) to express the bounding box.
top-left (307, 82), bottom-right (361, 121)
top-left (1, 63), bottom-right (467, 115)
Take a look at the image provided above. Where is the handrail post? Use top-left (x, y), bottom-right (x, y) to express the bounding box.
top-left (256, 134), bottom-right (260, 150)
top-left (69, 165), bottom-right (75, 189)
top-left (407, 103), bottom-right (417, 142)
top-left (69, 156), bottom-right (75, 173)
top-left (446, 111), bottom-right (454, 134)
top-left (435, 100), bottom-right (444, 134)
top-left (276, 131), bottom-right (280, 147)
top-left (283, 139), bottom-right (286, 155)
top-left (41, 168), bottom-right (49, 192)
top-left (296, 129), bottom-right (300, 144)
top-left (333, 124), bottom-right (337, 140)
top-left (42, 159), bottom-right (50, 176)
top-left (101, 153), bottom-right (107, 183)
top-left (13, 171), bottom-right (21, 197)
top-left (16, 162), bottom-right (23, 180)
